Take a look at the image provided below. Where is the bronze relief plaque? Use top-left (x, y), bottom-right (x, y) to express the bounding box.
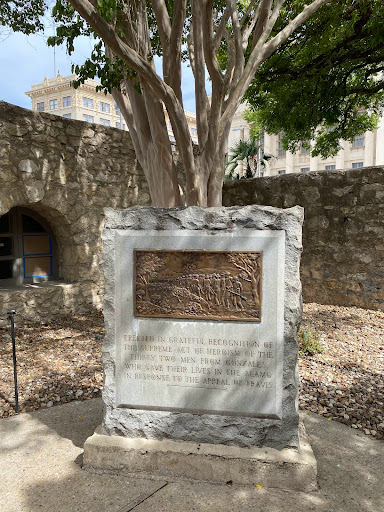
top-left (134, 250), bottom-right (262, 322)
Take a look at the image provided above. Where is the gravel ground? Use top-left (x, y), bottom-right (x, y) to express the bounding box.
top-left (0, 303), bottom-right (383, 440)
top-left (299, 303), bottom-right (384, 440)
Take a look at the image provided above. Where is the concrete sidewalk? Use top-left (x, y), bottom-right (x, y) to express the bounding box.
top-left (0, 399), bottom-right (383, 512)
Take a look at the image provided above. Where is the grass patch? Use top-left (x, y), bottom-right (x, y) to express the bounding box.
top-left (298, 323), bottom-right (323, 356)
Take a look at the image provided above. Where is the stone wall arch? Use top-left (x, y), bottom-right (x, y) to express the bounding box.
top-left (0, 200), bottom-right (96, 285)
top-left (0, 200), bottom-right (104, 323)
top-left (13, 202), bottom-right (83, 284)
top-left (0, 101), bottom-right (151, 322)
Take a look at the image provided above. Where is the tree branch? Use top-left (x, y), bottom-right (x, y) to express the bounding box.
top-left (167, 0), bottom-right (186, 103)
top-left (151, 0), bottom-right (186, 102)
top-left (213, 0), bottom-right (231, 52)
top-left (250, 0), bottom-right (273, 50)
top-left (200, 0), bottom-right (224, 89)
top-left (226, 0), bottom-right (244, 88)
top-left (150, 0), bottom-right (171, 47)
top-left (261, 7), bottom-right (380, 83)
top-left (220, 0), bottom-right (332, 132)
top-left (223, 26), bottom-right (236, 90)
top-left (240, 0), bottom-right (259, 28)
top-left (241, 0), bottom-right (262, 50)
top-left (67, 0), bottom-right (167, 98)
top-left (262, 0), bottom-right (333, 60)
top-left (189, 1), bottom-right (210, 148)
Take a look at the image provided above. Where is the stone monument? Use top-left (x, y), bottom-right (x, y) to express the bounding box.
top-left (84, 205), bottom-right (317, 491)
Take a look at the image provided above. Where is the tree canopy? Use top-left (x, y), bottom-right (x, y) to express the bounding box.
top-left (2, 0), bottom-right (338, 206)
top-left (243, 0), bottom-right (384, 158)
top-left (0, 1), bottom-right (46, 34)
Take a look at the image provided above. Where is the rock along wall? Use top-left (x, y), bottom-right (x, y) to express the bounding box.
top-left (223, 168), bottom-right (384, 311)
top-left (0, 101), bottom-right (150, 319)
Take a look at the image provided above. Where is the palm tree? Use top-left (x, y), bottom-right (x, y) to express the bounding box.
top-left (226, 138), bottom-right (272, 180)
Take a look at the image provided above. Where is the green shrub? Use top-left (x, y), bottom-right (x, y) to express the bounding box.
top-left (298, 323), bottom-right (323, 356)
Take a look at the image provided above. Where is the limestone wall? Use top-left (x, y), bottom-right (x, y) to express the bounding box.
top-left (1, 101), bottom-right (382, 316)
top-left (223, 168), bottom-right (384, 311)
top-left (0, 101), bottom-right (150, 320)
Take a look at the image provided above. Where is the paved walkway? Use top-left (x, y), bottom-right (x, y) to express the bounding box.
top-left (1, 399), bottom-right (383, 512)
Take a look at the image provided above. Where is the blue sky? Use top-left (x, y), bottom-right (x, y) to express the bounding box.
top-left (0, 30), bottom-right (91, 108)
top-left (0, 29), bottom-right (201, 113)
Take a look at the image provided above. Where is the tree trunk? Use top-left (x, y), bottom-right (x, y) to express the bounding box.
top-left (112, 80), bottom-right (183, 208)
top-left (66, 0), bottom-right (334, 209)
top-left (114, 80), bottom-right (232, 208)
top-left (206, 121), bottom-right (232, 207)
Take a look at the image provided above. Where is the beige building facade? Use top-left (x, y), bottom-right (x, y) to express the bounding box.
top-left (26, 73), bottom-right (198, 144)
top-left (26, 76), bottom-right (382, 176)
top-left (26, 74), bottom-right (127, 129)
top-left (227, 103), bottom-right (384, 177)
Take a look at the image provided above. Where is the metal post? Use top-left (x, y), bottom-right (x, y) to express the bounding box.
top-left (8, 310), bottom-right (19, 413)
top-left (257, 128), bottom-right (261, 178)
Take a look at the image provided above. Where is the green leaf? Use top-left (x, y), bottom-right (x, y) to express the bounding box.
top-left (244, 0), bottom-right (384, 158)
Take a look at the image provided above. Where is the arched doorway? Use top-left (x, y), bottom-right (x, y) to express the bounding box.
top-left (0, 207), bottom-right (57, 285)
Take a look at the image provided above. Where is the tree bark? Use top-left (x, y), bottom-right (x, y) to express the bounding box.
top-left (112, 81), bottom-right (183, 207)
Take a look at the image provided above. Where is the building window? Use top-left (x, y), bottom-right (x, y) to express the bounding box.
top-left (300, 141), bottom-right (311, 154)
top-left (100, 118), bottom-right (110, 126)
top-left (169, 135), bottom-right (176, 142)
top-left (325, 165), bottom-right (336, 170)
top-left (301, 167), bottom-right (310, 173)
top-left (99, 101), bottom-right (110, 113)
top-left (190, 127), bottom-right (197, 136)
top-left (352, 162), bottom-right (364, 168)
top-left (82, 96), bottom-right (94, 109)
top-left (278, 170), bottom-right (286, 175)
top-left (352, 134), bottom-right (365, 147)
top-left (0, 207), bottom-right (56, 285)
top-left (114, 102), bottom-right (120, 114)
top-left (82, 114), bottom-right (94, 123)
top-left (63, 113), bottom-right (72, 119)
top-left (278, 133), bottom-right (286, 157)
top-left (37, 102), bottom-right (45, 112)
top-left (49, 99), bottom-right (58, 110)
top-left (116, 122), bottom-right (125, 130)
top-left (63, 96), bottom-right (71, 107)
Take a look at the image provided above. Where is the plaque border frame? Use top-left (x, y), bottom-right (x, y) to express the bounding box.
top-left (114, 229), bottom-right (285, 420)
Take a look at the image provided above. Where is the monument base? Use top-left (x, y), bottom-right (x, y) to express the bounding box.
top-left (83, 422), bottom-right (317, 493)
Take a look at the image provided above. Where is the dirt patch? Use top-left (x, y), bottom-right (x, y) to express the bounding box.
top-left (0, 312), bottom-right (104, 416)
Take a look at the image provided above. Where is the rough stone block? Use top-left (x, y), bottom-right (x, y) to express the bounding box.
top-left (101, 205), bottom-right (304, 450)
